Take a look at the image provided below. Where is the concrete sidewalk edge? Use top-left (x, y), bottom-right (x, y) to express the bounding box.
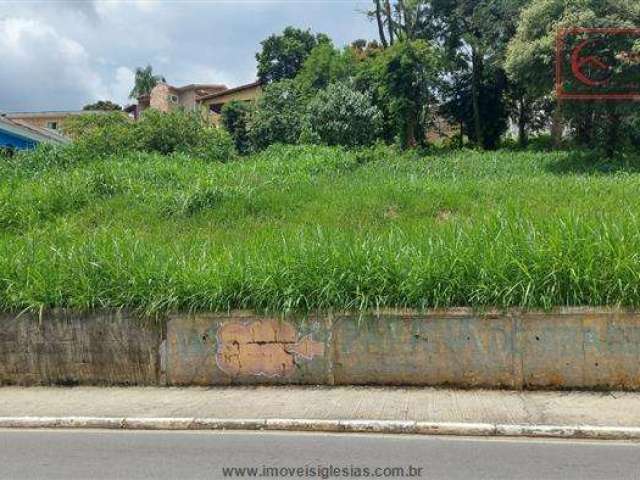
top-left (0, 417), bottom-right (639, 440)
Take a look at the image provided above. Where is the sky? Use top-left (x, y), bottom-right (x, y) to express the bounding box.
top-left (0, 0), bottom-right (377, 112)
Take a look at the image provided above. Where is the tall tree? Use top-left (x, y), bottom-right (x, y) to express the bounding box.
top-left (428, 0), bottom-right (527, 148)
top-left (295, 42), bottom-right (358, 94)
top-left (357, 40), bottom-right (441, 148)
top-left (83, 100), bottom-right (122, 111)
top-left (506, 0), bottom-right (640, 153)
top-left (368, 0), bottom-right (432, 45)
top-left (367, 0), bottom-right (526, 149)
top-left (373, 0), bottom-right (389, 48)
top-left (129, 65), bottom-right (165, 99)
top-left (256, 27), bottom-right (330, 84)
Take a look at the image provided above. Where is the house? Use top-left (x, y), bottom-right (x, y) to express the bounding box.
top-left (126, 81), bottom-right (262, 124)
top-left (198, 81), bottom-right (263, 125)
top-left (0, 115), bottom-right (69, 150)
top-left (2, 111), bottom-right (106, 134)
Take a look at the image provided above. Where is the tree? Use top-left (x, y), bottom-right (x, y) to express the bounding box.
top-left (504, 86), bottom-right (553, 147)
top-left (256, 27), bottom-right (330, 84)
top-left (381, 40), bottom-right (441, 148)
top-left (366, 0), bottom-right (527, 149)
top-left (221, 101), bottom-right (253, 155)
top-left (83, 100), bottom-right (122, 111)
top-left (506, 0), bottom-right (640, 153)
top-left (440, 68), bottom-right (509, 150)
top-left (367, 0), bottom-right (432, 46)
top-left (295, 42), bottom-right (358, 95)
top-left (426, 0), bottom-right (528, 149)
top-left (354, 40), bottom-right (441, 148)
top-left (305, 82), bottom-right (383, 147)
top-left (248, 80), bottom-right (306, 150)
top-left (129, 65), bottom-right (165, 99)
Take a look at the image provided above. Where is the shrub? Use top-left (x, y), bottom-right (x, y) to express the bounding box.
top-left (63, 109), bottom-right (235, 163)
top-left (0, 146), bottom-right (15, 158)
top-left (186, 126), bottom-right (235, 163)
top-left (64, 112), bottom-right (135, 157)
top-left (8, 143), bottom-right (76, 172)
top-left (221, 101), bottom-right (253, 155)
top-left (248, 80), bottom-right (306, 151)
top-left (136, 109), bottom-right (235, 162)
top-left (305, 82), bottom-right (383, 147)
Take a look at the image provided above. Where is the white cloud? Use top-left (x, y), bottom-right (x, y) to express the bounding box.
top-left (109, 66), bottom-right (136, 106)
top-left (170, 64), bottom-right (236, 89)
top-left (0, 1), bottom-right (377, 112)
top-left (94, 0), bottom-right (159, 15)
top-left (0, 17), bottom-right (110, 110)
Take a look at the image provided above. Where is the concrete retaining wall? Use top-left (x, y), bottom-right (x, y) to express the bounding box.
top-left (1, 309), bottom-right (639, 390)
top-left (0, 311), bottom-right (160, 386)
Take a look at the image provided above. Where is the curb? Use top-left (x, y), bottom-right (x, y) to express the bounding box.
top-left (0, 417), bottom-right (639, 440)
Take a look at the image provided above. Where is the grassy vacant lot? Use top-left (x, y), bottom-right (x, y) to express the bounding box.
top-left (1, 145), bottom-right (639, 313)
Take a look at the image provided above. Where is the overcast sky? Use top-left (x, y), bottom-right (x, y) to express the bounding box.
top-left (0, 0), bottom-right (376, 112)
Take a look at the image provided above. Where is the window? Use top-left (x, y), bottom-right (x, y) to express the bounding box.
top-left (169, 95), bottom-right (179, 104)
top-left (209, 103), bottom-right (223, 114)
top-left (47, 122), bottom-right (58, 130)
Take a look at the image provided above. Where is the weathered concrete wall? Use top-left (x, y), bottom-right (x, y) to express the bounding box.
top-left (2, 309), bottom-right (640, 390)
top-left (165, 313), bottom-right (329, 385)
top-left (519, 310), bottom-right (640, 390)
top-left (164, 309), bottom-right (640, 390)
top-left (332, 311), bottom-right (520, 388)
top-left (0, 310), bottom-right (160, 386)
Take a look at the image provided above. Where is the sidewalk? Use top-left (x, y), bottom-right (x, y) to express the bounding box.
top-left (0, 386), bottom-right (639, 439)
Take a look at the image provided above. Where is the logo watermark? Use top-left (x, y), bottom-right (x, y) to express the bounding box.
top-left (556, 27), bottom-right (640, 101)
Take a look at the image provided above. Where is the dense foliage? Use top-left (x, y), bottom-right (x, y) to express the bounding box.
top-left (62, 110), bottom-right (235, 162)
top-left (248, 80), bottom-right (306, 149)
top-left (129, 65), bottom-right (165, 99)
top-left (82, 101), bottom-right (122, 111)
top-left (221, 101), bottom-right (253, 155)
top-left (295, 42), bottom-right (358, 94)
top-left (505, 0), bottom-right (640, 153)
top-left (305, 83), bottom-right (383, 147)
top-left (256, 27), bottom-right (330, 84)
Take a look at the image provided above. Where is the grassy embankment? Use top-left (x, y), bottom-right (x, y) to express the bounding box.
top-left (1, 145), bottom-right (639, 313)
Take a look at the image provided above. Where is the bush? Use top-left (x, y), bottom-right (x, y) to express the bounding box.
top-left (305, 82), bottom-right (383, 147)
top-left (64, 112), bottom-right (135, 157)
top-left (136, 109), bottom-right (235, 162)
top-left (63, 109), bottom-right (235, 163)
top-left (0, 146), bottom-right (15, 158)
top-left (248, 80), bottom-right (306, 151)
top-left (221, 101), bottom-right (253, 155)
top-left (2, 143), bottom-right (78, 174)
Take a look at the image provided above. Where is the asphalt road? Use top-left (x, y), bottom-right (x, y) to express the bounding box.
top-left (1, 430), bottom-right (639, 480)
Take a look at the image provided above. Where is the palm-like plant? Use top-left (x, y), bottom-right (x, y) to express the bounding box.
top-left (129, 65), bottom-right (165, 99)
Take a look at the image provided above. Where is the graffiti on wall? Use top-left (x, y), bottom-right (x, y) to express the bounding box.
top-left (215, 319), bottom-right (324, 377)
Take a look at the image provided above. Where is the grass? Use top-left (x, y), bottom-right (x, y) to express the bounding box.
top-left (1, 144), bottom-right (640, 314)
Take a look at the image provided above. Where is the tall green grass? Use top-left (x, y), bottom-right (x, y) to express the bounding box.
top-left (1, 144), bottom-right (639, 313)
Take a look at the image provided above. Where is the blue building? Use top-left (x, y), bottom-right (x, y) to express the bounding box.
top-left (0, 115), bottom-right (68, 150)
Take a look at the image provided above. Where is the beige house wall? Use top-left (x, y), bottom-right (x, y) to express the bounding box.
top-left (149, 83), bottom-right (174, 113)
top-left (178, 90), bottom-right (198, 111)
top-left (138, 82), bottom-right (262, 125)
top-left (200, 84), bottom-right (263, 108)
top-left (200, 84), bottom-right (263, 126)
top-left (8, 114), bottom-right (72, 132)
